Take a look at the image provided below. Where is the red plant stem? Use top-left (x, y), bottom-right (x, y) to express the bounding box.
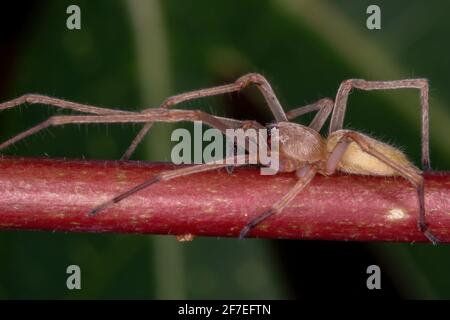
top-left (0, 157), bottom-right (448, 242)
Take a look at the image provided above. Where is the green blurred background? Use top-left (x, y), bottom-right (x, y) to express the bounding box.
top-left (0, 0), bottom-right (449, 299)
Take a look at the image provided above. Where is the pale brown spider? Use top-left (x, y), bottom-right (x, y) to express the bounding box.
top-left (0, 73), bottom-right (437, 242)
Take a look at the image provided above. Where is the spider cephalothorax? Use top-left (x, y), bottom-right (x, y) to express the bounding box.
top-left (274, 122), bottom-right (324, 173)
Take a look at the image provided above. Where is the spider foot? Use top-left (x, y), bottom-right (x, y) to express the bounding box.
top-left (88, 200), bottom-right (113, 216)
top-left (423, 229), bottom-right (440, 245)
top-left (422, 160), bottom-right (432, 173)
top-left (239, 225), bottom-right (253, 240)
top-left (225, 166), bottom-right (234, 174)
top-left (239, 208), bottom-right (277, 239)
top-left (419, 222), bottom-right (440, 245)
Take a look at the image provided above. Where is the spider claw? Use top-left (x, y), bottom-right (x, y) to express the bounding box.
top-left (239, 209), bottom-right (277, 239)
top-left (239, 226), bottom-right (251, 239)
top-left (418, 220), bottom-right (440, 245)
top-left (424, 230), bottom-right (440, 245)
top-left (422, 159), bottom-right (432, 172)
top-left (88, 207), bottom-right (101, 216)
top-left (225, 165), bottom-right (234, 174)
top-left (88, 201), bottom-right (111, 216)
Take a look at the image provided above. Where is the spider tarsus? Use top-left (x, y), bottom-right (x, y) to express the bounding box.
top-left (120, 153), bottom-right (131, 161)
top-left (88, 199), bottom-right (119, 216)
top-left (238, 226), bottom-right (251, 240)
top-left (418, 222), bottom-right (440, 245)
top-left (225, 166), bottom-right (234, 174)
top-left (89, 175), bottom-right (162, 217)
top-left (424, 230), bottom-right (440, 245)
top-left (88, 199), bottom-right (120, 217)
top-left (239, 208), bottom-right (277, 239)
top-left (422, 163), bottom-right (432, 172)
top-left (88, 204), bottom-right (107, 216)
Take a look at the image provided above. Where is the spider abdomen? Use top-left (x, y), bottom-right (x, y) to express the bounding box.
top-left (326, 130), bottom-right (419, 176)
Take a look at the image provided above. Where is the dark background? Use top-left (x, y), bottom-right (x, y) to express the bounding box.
top-left (0, 0), bottom-right (449, 299)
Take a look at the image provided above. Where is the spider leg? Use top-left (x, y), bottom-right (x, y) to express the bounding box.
top-left (286, 98), bottom-right (334, 131)
top-left (0, 109), bottom-right (248, 151)
top-left (89, 153), bottom-right (258, 216)
top-left (122, 73), bottom-right (287, 160)
top-left (330, 79), bottom-right (431, 170)
top-left (0, 94), bottom-right (132, 115)
top-left (326, 130), bottom-right (439, 244)
top-left (0, 94), bottom-right (249, 155)
top-left (239, 165), bottom-right (317, 239)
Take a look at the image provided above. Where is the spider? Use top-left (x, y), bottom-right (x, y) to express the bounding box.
top-left (0, 73), bottom-right (438, 243)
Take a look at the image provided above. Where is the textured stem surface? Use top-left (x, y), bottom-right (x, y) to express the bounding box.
top-left (0, 157), bottom-right (448, 242)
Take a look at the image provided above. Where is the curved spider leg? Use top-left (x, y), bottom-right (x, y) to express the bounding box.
top-left (89, 153), bottom-right (258, 216)
top-left (0, 94), bottom-right (132, 115)
top-left (286, 98), bottom-right (334, 131)
top-left (239, 165), bottom-right (317, 239)
top-left (0, 109), bottom-right (250, 152)
top-left (122, 73), bottom-right (287, 160)
top-left (326, 130), bottom-right (439, 244)
top-left (330, 79), bottom-right (431, 170)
